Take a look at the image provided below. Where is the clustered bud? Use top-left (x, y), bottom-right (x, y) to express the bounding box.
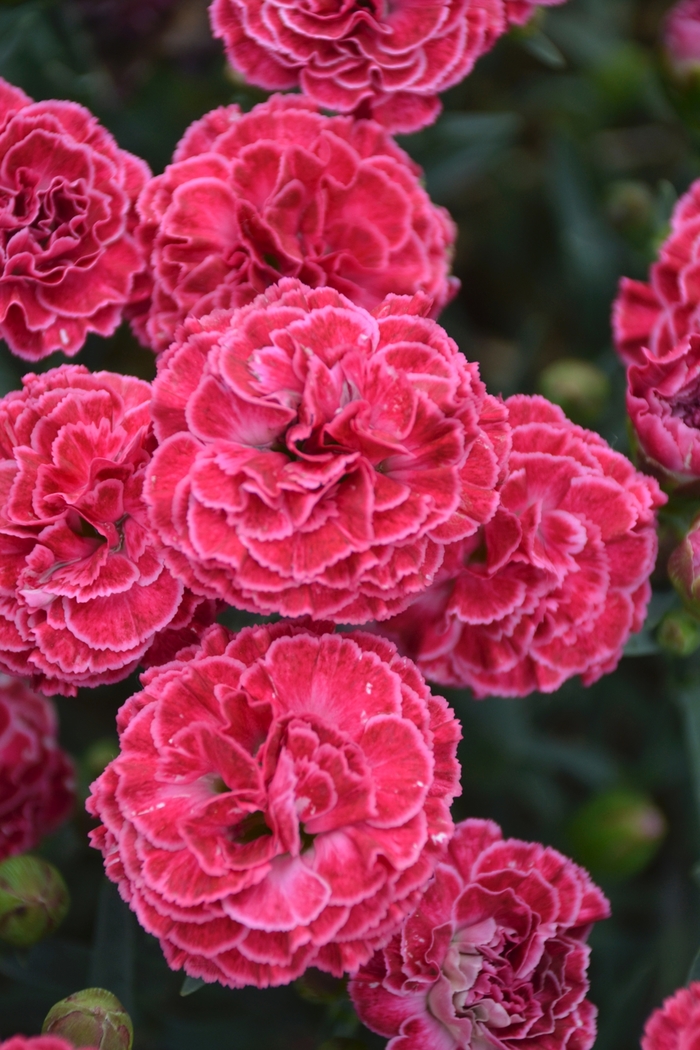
top-left (43, 989), bottom-right (133, 1050)
top-left (0, 855), bottom-right (69, 948)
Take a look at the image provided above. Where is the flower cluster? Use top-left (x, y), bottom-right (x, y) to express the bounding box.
top-left (87, 621), bottom-right (461, 986)
top-left (210, 1), bottom-right (568, 134)
top-left (0, 676), bottom-right (74, 860)
top-left (641, 983), bottom-right (700, 1050)
top-left (350, 818), bottom-right (610, 1050)
top-left (131, 95), bottom-right (457, 353)
top-left (0, 77), bottom-right (149, 362)
top-left (0, 365), bottom-right (217, 695)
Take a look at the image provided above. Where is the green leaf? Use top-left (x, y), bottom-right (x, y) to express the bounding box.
top-left (180, 976), bottom-right (205, 997)
top-left (89, 879), bottom-right (135, 1014)
top-left (688, 945), bottom-right (700, 985)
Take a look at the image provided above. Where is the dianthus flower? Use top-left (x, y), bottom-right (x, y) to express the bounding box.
top-left (0, 676), bottom-right (74, 859)
top-left (131, 94), bottom-right (457, 352)
top-left (87, 621), bottom-right (462, 987)
top-left (376, 395), bottom-right (664, 697)
top-left (0, 366), bottom-right (218, 696)
top-left (641, 982), bottom-right (700, 1050)
top-left (0, 76), bottom-right (149, 361)
top-left (664, 0), bottom-right (700, 75)
top-left (350, 818), bottom-right (610, 1050)
top-left (614, 178), bottom-right (700, 366)
top-left (145, 279), bottom-right (507, 623)
top-left (0, 1040), bottom-right (92, 1050)
top-left (209, 1), bottom-right (505, 134)
top-left (627, 333), bottom-right (700, 483)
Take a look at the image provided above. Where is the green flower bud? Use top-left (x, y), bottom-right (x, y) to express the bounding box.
top-left (568, 789), bottom-right (666, 880)
top-left (657, 608), bottom-right (700, 656)
top-left (43, 988), bottom-right (133, 1050)
top-left (0, 854), bottom-right (69, 948)
top-left (669, 521), bottom-right (700, 618)
top-left (537, 359), bottom-right (610, 425)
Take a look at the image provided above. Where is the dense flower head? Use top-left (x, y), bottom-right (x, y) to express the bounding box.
top-left (0, 1039), bottom-right (92, 1050)
top-left (613, 178), bottom-right (700, 366)
top-left (0, 365), bottom-right (218, 696)
top-left (377, 395), bottom-right (664, 697)
top-left (0, 77), bottom-right (149, 361)
top-left (664, 0), bottom-right (700, 75)
top-left (209, 0), bottom-right (506, 134)
top-left (87, 620), bottom-right (462, 988)
top-left (641, 982), bottom-right (700, 1050)
top-left (131, 94), bottom-right (457, 351)
top-left (0, 675), bottom-right (74, 860)
top-left (145, 278), bottom-right (507, 623)
top-left (350, 818), bottom-right (610, 1050)
top-left (627, 333), bottom-right (700, 484)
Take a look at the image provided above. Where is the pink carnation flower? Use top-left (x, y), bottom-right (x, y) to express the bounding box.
top-left (377, 395), bottom-right (664, 697)
top-left (0, 77), bottom-right (149, 362)
top-left (613, 179), bottom-right (700, 366)
top-left (132, 94), bottom-right (458, 352)
top-left (350, 818), bottom-right (609, 1050)
top-left (0, 1040), bottom-right (91, 1050)
top-left (0, 675), bottom-right (75, 860)
top-left (145, 279), bottom-right (507, 623)
top-left (0, 366), bottom-right (218, 696)
top-left (210, 0), bottom-right (506, 134)
top-left (627, 333), bottom-right (700, 483)
top-left (665, 0), bottom-right (700, 75)
top-left (642, 982), bottom-right (700, 1050)
top-left (87, 621), bottom-right (462, 987)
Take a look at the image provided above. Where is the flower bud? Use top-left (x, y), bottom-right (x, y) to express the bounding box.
top-left (0, 855), bottom-right (69, 948)
top-left (537, 358), bottom-right (610, 424)
top-left (43, 988), bottom-right (133, 1050)
top-left (669, 519), bottom-right (700, 617)
top-left (657, 608), bottom-right (700, 656)
top-left (568, 789), bottom-right (666, 879)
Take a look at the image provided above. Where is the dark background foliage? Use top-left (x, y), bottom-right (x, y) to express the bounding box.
top-left (0, 0), bottom-right (698, 1047)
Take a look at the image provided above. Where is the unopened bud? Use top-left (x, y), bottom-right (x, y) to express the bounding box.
top-left (568, 789), bottom-right (666, 879)
top-left (43, 988), bottom-right (133, 1050)
top-left (537, 359), bottom-right (610, 425)
top-left (0, 855), bottom-right (69, 948)
top-left (669, 519), bottom-right (700, 617)
top-left (658, 608), bottom-right (700, 656)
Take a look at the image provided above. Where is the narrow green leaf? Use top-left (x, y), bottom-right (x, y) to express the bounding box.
top-left (89, 879), bottom-right (135, 1014)
top-left (688, 945), bottom-right (700, 985)
top-left (180, 976), bottom-right (205, 997)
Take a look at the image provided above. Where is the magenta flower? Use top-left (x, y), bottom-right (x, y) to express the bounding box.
top-left (132, 94), bottom-right (458, 353)
top-left (0, 366), bottom-right (217, 695)
top-left (377, 395), bottom-right (664, 697)
top-left (641, 983), bottom-right (700, 1050)
top-left (145, 279), bottom-right (507, 623)
top-left (0, 76), bottom-right (149, 361)
top-left (350, 818), bottom-right (610, 1050)
top-left (87, 621), bottom-right (462, 987)
top-left (209, 0), bottom-right (506, 134)
top-left (665, 0), bottom-right (700, 74)
top-left (0, 676), bottom-right (74, 860)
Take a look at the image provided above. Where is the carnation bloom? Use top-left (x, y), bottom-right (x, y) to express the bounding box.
top-left (641, 982), bottom-right (700, 1050)
top-left (0, 365), bottom-right (217, 696)
top-left (0, 76), bottom-right (149, 361)
top-left (145, 279), bottom-right (507, 623)
top-left (87, 621), bottom-right (462, 988)
top-left (210, 0), bottom-right (506, 134)
top-left (376, 395), bottom-right (664, 697)
top-left (0, 1039), bottom-right (92, 1050)
top-left (0, 675), bottom-right (74, 860)
top-left (132, 94), bottom-right (457, 351)
top-left (627, 333), bottom-right (700, 483)
top-left (350, 818), bottom-right (609, 1050)
top-left (613, 179), bottom-right (700, 366)
top-left (664, 0), bottom-right (700, 75)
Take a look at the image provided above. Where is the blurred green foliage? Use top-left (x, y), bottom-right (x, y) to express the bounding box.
top-left (2, 0), bottom-right (700, 1048)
